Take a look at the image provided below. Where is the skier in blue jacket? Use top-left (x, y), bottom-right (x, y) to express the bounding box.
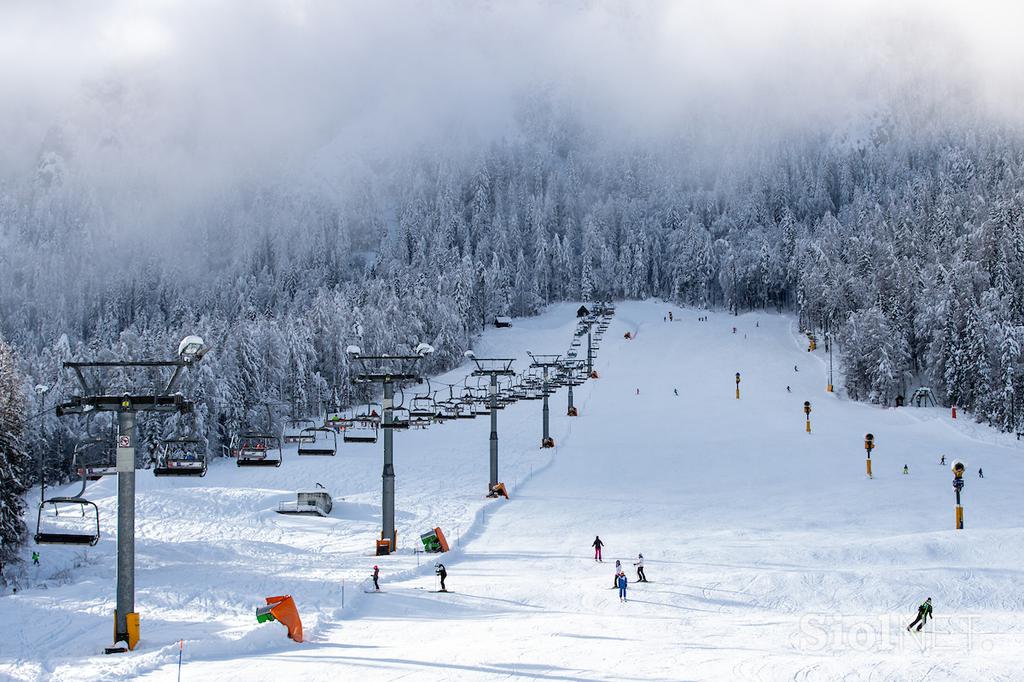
top-left (617, 572), bottom-right (628, 602)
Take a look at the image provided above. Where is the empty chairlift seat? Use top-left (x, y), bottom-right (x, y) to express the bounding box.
top-left (282, 419), bottom-right (317, 444)
top-left (297, 428), bottom-right (338, 456)
top-left (35, 497), bottom-right (101, 546)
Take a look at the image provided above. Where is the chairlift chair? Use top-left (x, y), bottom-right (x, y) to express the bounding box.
top-left (436, 399), bottom-right (459, 421)
top-left (297, 427), bottom-right (339, 456)
top-left (342, 419), bottom-right (379, 444)
top-left (235, 433), bottom-right (283, 467)
top-left (410, 395), bottom-right (439, 419)
top-left (34, 496), bottom-right (101, 546)
top-left (154, 437), bottom-right (208, 477)
top-left (324, 406), bottom-right (348, 432)
top-left (386, 406), bottom-right (412, 430)
top-left (283, 418), bottom-right (317, 444)
top-left (72, 438), bottom-right (117, 480)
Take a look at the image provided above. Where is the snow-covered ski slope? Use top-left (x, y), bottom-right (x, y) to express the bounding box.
top-left (5, 301), bottom-right (1024, 681)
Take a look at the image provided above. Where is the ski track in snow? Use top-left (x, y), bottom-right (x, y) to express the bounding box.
top-left (3, 301), bottom-right (1023, 681)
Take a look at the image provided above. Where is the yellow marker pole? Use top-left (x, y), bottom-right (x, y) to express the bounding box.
top-left (735, 372), bottom-right (741, 400)
top-left (952, 461), bottom-right (965, 530)
top-left (803, 401), bottom-right (811, 433)
top-left (864, 433), bottom-right (874, 479)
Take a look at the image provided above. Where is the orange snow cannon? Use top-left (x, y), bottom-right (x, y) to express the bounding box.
top-left (434, 527), bottom-right (450, 552)
top-left (489, 482), bottom-right (509, 499)
top-left (256, 595), bottom-right (303, 643)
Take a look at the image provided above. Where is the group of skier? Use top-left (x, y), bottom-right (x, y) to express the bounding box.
top-left (364, 561), bottom-right (446, 594)
top-left (595, 537), bottom-right (648, 603)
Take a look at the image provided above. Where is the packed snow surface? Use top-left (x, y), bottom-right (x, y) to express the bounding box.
top-left (4, 302), bottom-right (1023, 681)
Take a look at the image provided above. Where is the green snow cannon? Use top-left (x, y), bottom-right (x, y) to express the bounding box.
top-left (420, 529), bottom-right (442, 553)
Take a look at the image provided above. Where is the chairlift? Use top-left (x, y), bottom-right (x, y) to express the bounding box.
top-left (436, 399), bottom-right (459, 421)
top-left (387, 406), bottom-right (412, 430)
top-left (324, 405), bottom-right (348, 432)
top-left (154, 437), bottom-right (208, 477)
top-left (342, 418), bottom-right (379, 444)
top-left (34, 496), bottom-right (101, 546)
top-left (410, 395), bottom-right (439, 419)
top-left (235, 433), bottom-right (283, 467)
top-left (283, 418), bottom-right (317, 444)
top-left (72, 437), bottom-right (117, 480)
top-left (297, 427), bottom-right (338, 456)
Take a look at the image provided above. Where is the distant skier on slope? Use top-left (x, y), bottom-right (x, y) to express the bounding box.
top-left (907, 597), bottom-right (932, 632)
top-left (634, 553), bottom-right (647, 582)
top-left (794, 365), bottom-right (798, 372)
top-left (435, 563), bottom-right (448, 592)
top-left (978, 468), bottom-right (984, 478)
top-left (613, 560), bottom-right (622, 587)
top-left (674, 388), bottom-right (678, 396)
top-left (617, 572), bottom-right (628, 602)
top-left (940, 455), bottom-right (946, 466)
top-left (786, 386), bottom-right (792, 393)
top-left (592, 536), bottom-right (604, 562)
top-left (372, 565), bottom-right (380, 591)
top-left (903, 465), bottom-right (909, 475)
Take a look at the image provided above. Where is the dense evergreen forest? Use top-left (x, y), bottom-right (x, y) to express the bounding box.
top-left (1, 99), bottom-right (1023, 536)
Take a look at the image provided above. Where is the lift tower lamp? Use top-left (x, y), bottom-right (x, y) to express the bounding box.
top-left (952, 460), bottom-right (966, 530)
top-left (864, 433), bottom-right (875, 479)
top-left (56, 334), bottom-right (209, 654)
top-left (349, 344), bottom-right (430, 554)
top-left (467, 351), bottom-right (516, 497)
top-left (528, 352), bottom-right (562, 448)
top-left (804, 401), bottom-right (812, 434)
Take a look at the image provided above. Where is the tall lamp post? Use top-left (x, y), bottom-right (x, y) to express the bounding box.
top-left (466, 352), bottom-right (515, 497)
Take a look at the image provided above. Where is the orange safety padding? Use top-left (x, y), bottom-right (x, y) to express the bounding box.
top-left (492, 482), bottom-right (509, 499)
top-left (265, 595), bottom-right (303, 643)
top-left (433, 527), bottom-right (450, 552)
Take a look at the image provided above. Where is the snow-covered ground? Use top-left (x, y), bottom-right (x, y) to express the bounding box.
top-left (4, 301), bottom-right (1023, 681)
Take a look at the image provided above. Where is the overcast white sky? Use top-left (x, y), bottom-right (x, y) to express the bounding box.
top-left (2, 1), bottom-right (1022, 188)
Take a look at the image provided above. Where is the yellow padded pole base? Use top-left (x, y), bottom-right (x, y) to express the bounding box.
top-left (956, 506), bottom-right (964, 530)
top-left (805, 420), bottom-right (811, 433)
top-left (866, 459), bottom-right (872, 478)
top-left (827, 384), bottom-right (833, 393)
top-left (735, 388), bottom-right (740, 399)
top-left (112, 610), bottom-right (140, 651)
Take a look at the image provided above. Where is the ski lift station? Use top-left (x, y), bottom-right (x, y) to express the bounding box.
top-left (276, 486), bottom-right (333, 517)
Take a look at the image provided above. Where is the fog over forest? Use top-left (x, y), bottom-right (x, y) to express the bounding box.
top-left (2, 0), bottom-right (1024, 501)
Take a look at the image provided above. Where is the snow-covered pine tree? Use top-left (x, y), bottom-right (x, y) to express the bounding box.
top-left (0, 336), bottom-right (29, 561)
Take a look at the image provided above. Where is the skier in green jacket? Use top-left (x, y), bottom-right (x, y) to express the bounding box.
top-left (907, 597), bottom-right (932, 631)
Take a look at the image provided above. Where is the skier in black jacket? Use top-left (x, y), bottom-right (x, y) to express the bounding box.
top-left (592, 536), bottom-right (604, 562)
top-left (435, 563), bottom-right (448, 592)
top-left (907, 597), bottom-right (932, 632)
